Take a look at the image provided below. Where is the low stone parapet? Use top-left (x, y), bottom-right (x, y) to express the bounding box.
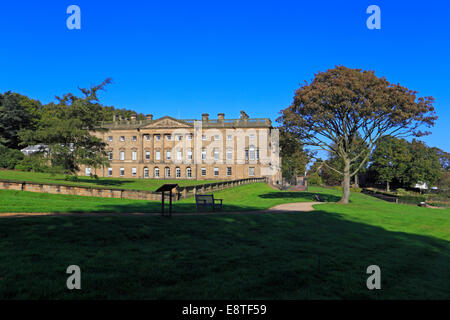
top-left (0, 177), bottom-right (267, 202)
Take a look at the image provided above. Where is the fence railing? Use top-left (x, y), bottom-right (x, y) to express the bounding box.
top-left (362, 188), bottom-right (399, 203)
top-left (176, 177), bottom-right (267, 200)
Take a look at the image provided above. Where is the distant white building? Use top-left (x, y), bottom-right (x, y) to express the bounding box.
top-left (20, 144), bottom-right (75, 156)
top-left (414, 182), bottom-right (439, 191)
top-left (20, 145), bottom-right (48, 156)
top-left (414, 181), bottom-right (427, 190)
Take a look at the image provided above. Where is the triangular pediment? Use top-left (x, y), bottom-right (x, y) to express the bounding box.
top-left (141, 116), bottom-right (192, 128)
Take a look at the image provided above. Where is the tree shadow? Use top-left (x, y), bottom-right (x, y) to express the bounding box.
top-left (258, 191), bottom-right (341, 202)
top-left (1, 207), bottom-right (449, 299)
top-left (61, 178), bottom-right (132, 188)
top-left (59, 201), bottom-right (266, 214)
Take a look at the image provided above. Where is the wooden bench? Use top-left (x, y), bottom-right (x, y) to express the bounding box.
top-left (195, 194), bottom-right (223, 212)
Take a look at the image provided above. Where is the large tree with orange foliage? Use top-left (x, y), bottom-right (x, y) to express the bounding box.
top-left (278, 66), bottom-right (437, 203)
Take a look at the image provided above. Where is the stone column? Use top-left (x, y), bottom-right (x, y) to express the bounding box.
top-left (161, 132), bottom-right (165, 165)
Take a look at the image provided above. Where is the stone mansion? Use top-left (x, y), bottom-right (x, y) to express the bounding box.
top-left (80, 111), bottom-right (281, 183)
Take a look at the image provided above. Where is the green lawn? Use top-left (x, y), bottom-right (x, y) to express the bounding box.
top-left (0, 169), bottom-right (222, 191)
top-left (0, 183), bottom-right (328, 213)
top-left (0, 184), bottom-right (449, 299)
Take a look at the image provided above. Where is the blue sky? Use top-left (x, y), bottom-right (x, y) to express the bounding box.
top-left (1, 0), bottom-right (449, 151)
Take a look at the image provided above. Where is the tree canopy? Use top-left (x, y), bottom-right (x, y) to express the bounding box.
top-left (278, 66), bottom-right (437, 203)
top-left (368, 136), bottom-right (411, 191)
top-left (0, 92), bottom-right (42, 149)
top-left (279, 128), bottom-right (310, 181)
top-left (406, 139), bottom-right (442, 188)
top-left (369, 137), bottom-right (442, 191)
top-left (319, 133), bottom-right (369, 187)
top-left (19, 79), bottom-right (114, 174)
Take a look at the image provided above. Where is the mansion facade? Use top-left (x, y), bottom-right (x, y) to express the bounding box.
top-left (80, 111), bottom-right (281, 183)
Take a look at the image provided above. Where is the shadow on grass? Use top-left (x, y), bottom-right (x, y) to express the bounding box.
top-left (258, 191), bottom-right (341, 202)
top-left (58, 177), bottom-right (134, 188)
top-left (0, 208), bottom-right (449, 299)
top-left (62, 202), bottom-right (268, 214)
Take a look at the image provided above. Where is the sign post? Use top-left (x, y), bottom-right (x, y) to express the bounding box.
top-left (155, 184), bottom-right (178, 217)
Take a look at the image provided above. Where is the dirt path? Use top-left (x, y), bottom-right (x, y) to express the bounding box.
top-left (0, 202), bottom-right (322, 218)
top-left (266, 202), bottom-right (321, 213)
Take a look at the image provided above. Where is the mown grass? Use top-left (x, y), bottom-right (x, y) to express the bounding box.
top-left (0, 183), bottom-right (326, 214)
top-left (0, 169), bottom-right (222, 191)
top-left (0, 185), bottom-right (449, 299)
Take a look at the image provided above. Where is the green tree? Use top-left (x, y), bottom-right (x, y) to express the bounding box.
top-left (306, 160), bottom-right (324, 185)
top-left (432, 147), bottom-right (450, 171)
top-left (405, 139), bottom-right (441, 188)
top-left (278, 66), bottom-right (436, 203)
top-left (19, 79), bottom-right (112, 174)
top-left (0, 144), bottom-right (24, 169)
top-left (321, 133), bottom-right (369, 187)
top-left (279, 128), bottom-right (310, 181)
top-left (0, 92), bottom-right (41, 149)
top-left (320, 156), bottom-right (344, 186)
top-left (369, 136), bottom-right (411, 191)
top-left (369, 138), bottom-right (443, 191)
top-left (432, 148), bottom-right (450, 190)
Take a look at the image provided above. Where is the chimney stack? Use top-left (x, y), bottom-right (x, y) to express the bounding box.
top-left (240, 110), bottom-right (249, 120)
top-left (218, 113), bottom-right (225, 121)
top-left (146, 114), bottom-right (153, 121)
top-left (202, 113), bottom-right (209, 122)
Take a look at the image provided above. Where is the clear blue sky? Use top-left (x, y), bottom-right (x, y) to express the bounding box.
top-left (1, 0), bottom-right (449, 151)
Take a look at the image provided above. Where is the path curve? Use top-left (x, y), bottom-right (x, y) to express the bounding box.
top-left (0, 202), bottom-right (322, 218)
top-left (266, 201), bottom-right (321, 213)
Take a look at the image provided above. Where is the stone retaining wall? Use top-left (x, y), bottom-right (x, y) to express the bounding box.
top-left (0, 177), bottom-right (267, 202)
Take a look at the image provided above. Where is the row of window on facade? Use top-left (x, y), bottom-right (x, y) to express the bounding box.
top-left (86, 167), bottom-right (256, 178)
top-left (108, 147), bottom-right (260, 161)
top-left (107, 134), bottom-right (258, 142)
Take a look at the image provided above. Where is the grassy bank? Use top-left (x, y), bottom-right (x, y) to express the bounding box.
top-left (0, 169), bottom-right (222, 191)
top-left (0, 183), bottom-right (329, 213)
top-left (0, 185), bottom-right (449, 299)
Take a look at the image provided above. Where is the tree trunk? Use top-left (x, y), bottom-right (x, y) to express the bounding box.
top-left (386, 181), bottom-right (390, 192)
top-left (354, 174), bottom-right (359, 188)
top-left (340, 158), bottom-right (351, 204)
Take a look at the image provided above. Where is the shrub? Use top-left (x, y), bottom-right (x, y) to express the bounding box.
top-left (398, 195), bottom-right (427, 205)
top-left (13, 164), bottom-right (28, 171)
top-left (45, 165), bottom-right (66, 175)
top-left (350, 187), bottom-right (362, 193)
top-left (396, 188), bottom-right (409, 196)
top-left (426, 193), bottom-right (450, 203)
top-left (65, 175), bottom-right (79, 182)
top-left (15, 162), bottom-right (33, 172)
top-left (308, 173), bottom-right (322, 185)
top-left (15, 154), bottom-right (49, 172)
top-left (0, 145), bottom-right (24, 169)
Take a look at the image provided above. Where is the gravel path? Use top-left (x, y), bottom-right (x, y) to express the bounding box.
top-left (265, 202), bottom-right (321, 213)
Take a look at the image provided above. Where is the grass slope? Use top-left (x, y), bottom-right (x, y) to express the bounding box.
top-left (0, 169), bottom-right (222, 191)
top-left (0, 185), bottom-right (449, 299)
top-left (0, 183), bottom-right (335, 214)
